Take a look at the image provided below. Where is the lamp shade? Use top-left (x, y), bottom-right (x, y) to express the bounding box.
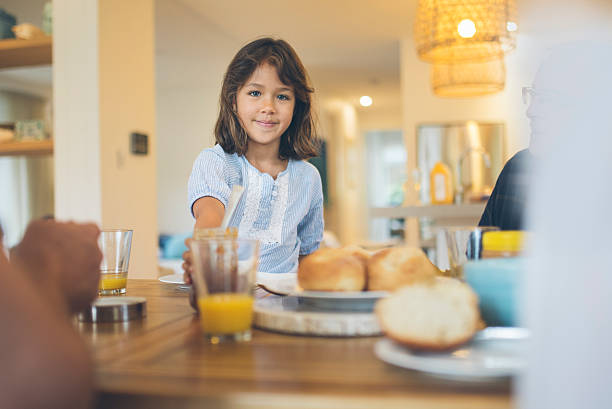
top-left (415, 0), bottom-right (517, 64)
top-left (432, 57), bottom-right (506, 97)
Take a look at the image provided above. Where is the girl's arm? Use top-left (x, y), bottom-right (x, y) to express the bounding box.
top-left (297, 168), bottom-right (325, 258)
top-left (193, 196), bottom-right (225, 228)
top-left (183, 196), bottom-right (225, 286)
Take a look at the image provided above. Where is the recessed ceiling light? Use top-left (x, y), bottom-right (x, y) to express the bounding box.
top-left (506, 21), bottom-right (518, 32)
top-left (457, 19), bottom-right (476, 38)
top-left (360, 95), bottom-right (373, 107)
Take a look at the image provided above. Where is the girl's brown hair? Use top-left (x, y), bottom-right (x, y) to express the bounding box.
top-left (215, 38), bottom-right (319, 160)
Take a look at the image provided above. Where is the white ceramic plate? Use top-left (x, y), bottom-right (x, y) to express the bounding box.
top-left (291, 289), bottom-right (388, 312)
top-left (374, 327), bottom-right (529, 380)
top-left (256, 272), bottom-right (297, 295)
top-left (292, 289), bottom-right (388, 300)
top-left (160, 271), bottom-right (294, 291)
top-left (158, 273), bottom-right (189, 286)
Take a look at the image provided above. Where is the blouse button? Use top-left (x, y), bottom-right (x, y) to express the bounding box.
top-left (272, 190), bottom-right (278, 197)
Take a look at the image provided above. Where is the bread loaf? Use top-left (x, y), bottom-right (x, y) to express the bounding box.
top-left (375, 277), bottom-right (480, 350)
top-left (298, 248), bottom-right (366, 291)
top-left (367, 247), bottom-right (439, 291)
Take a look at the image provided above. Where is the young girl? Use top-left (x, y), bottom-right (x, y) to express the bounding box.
top-left (183, 38), bottom-right (323, 280)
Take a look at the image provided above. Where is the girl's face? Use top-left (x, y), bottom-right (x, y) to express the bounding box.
top-left (236, 63), bottom-right (295, 150)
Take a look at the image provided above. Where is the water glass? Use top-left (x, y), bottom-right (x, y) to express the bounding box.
top-left (98, 229), bottom-right (133, 295)
top-left (191, 238), bottom-right (259, 343)
top-left (445, 226), bottom-right (499, 278)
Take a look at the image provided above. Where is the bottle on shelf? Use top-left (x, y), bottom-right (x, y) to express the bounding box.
top-left (430, 161), bottom-right (454, 205)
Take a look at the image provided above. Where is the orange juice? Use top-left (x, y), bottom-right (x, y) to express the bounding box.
top-left (197, 293), bottom-right (254, 334)
top-left (99, 272), bottom-right (127, 295)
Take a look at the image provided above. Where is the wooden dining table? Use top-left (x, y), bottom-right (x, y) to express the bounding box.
top-left (78, 279), bottom-right (513, 409)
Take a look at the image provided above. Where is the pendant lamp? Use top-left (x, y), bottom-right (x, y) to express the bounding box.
top-left (431, 57), bottom-right (506, 97)
top-left (415, 0), bottom-right (517, 64)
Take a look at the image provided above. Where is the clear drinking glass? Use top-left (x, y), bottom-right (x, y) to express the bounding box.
top-left (445, 226), bottom-right (499, 278)
top-left (193, 226), bottom-right (238, 240)
top-left (191, 238), bottom-right (259, 343)
top-left (98, 229), bottom-right (133, 295)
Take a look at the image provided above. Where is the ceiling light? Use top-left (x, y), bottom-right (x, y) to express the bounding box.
top-left (458, 19), bottom-right (476, 38)
top-left (359, 96), bottom-right (373, 107)
top-left (415, 0), bottom-right (517, 64)
top-left (506, 21), bottom-right (518, 32)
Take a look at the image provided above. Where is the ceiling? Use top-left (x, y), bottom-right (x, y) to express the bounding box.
top-left (175, 0), bottom-right (419, 109)
top-left (176, 0), bottom-right (416, 68)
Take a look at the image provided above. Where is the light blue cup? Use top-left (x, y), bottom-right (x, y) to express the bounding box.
top-left (464, 257), bottom-right (524, 327)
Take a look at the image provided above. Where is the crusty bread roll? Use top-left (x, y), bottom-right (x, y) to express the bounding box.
top-left (342, 245), bottom-right (373, 265)
top-left (298, 248), bottom-right (366, 291)
top-left (375, 277), bottom-right (480, 350)
top-left (367, 247), bottom-right (439, 291)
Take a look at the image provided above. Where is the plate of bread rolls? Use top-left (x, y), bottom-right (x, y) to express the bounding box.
top-left (295, 245), bottom-right (441, 311)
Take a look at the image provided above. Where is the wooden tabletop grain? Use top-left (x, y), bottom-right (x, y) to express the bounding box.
top-left (78, 279), bottom-right (513, 409)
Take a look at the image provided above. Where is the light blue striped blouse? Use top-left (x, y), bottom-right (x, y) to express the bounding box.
top-left (188, 144), bottom-right (324, 274)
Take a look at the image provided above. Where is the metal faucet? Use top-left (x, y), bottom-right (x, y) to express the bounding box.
top-left (455, 147), bottom-right (491, 204)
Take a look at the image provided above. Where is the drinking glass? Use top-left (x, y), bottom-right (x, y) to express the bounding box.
top-left (191, 238), bottom-right (259, 343)
top-left (193, 226), bottom-right (238, 240)
top-left (444, 226), bottom-right (499, 278)
top-left (98, 229), bottom-right (133, 295)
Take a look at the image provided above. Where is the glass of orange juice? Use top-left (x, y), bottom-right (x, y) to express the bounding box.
top-left (98, 229), bottom-right (133, 295)
top-left (191, 238), bottom-right (259, 343)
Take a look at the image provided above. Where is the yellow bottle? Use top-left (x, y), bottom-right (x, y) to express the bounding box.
top-left (430, 161), bottom-right (454, 204)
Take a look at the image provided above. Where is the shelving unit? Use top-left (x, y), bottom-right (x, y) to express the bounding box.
top-left (0, 36), bottom-right (53, 157)
top-left (0, 36), bottom-right (52, 69)
top-left (0, 139), bottom-right (53, 156)
top-left (370, 203), bottom-right (486, 220)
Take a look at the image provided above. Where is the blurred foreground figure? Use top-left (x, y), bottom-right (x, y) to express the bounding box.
top-left (0, 220), bottom-right (102, 409)
top-left (520, 42), bottom-right (612, 409)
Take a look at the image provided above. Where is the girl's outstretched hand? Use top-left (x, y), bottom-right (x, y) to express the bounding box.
top-left (182, 237), bottom-right (199, 310)
top-left (182, 237), bottom-right (193, 285)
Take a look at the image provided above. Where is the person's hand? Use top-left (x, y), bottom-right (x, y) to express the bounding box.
top-left (181, 238), bottom-right (200, 311)
top-left (11, 219), bottom-right (102, 314)
top-left (182, 237), bottom-right (193, 285)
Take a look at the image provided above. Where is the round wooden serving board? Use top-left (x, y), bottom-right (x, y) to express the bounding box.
top-left (253, 295), bottom-right (382, 337)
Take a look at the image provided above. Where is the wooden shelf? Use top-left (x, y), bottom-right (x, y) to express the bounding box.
top-left (0, 139), bottom-right (53, 156)
top-left (0, 37), bottom-right (52, 69)
top-left (370, 203), bottom-right (486, 219)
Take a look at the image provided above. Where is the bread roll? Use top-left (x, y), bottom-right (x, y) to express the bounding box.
top-left (342, 245), bottom-right (373, 265)
top-left (367, 247), bottom-right (439, 291)
top-left (298, 248), bottom-right (366, 291)
top-left (375, 277), bottom-right (480, 350)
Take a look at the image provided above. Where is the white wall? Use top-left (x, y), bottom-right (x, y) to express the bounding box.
top-left (54, 0), bottom-right (158, 277)
top-left (320, 102), bottom-right (369, 245)
top-left (358, 104), bottom-right (402, 132)
top-left (99, 0), bottom-right (158, 277)
top-left (155, 0), bottom-right (240, 235)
